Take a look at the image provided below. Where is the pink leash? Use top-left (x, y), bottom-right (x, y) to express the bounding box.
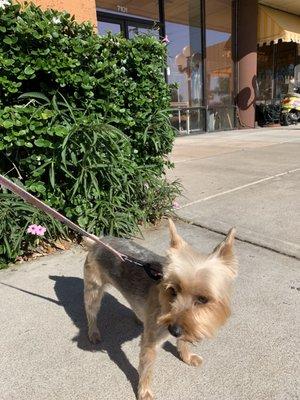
top-left (0, 174), bottom-right (125, 261)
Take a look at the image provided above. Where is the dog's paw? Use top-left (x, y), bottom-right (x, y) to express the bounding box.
top-left (187, 354), bottom-right (203, 367)
top-left (138, 390), bottom-right (154, 400)
top-left (88, 330), bottom-right (101, 344)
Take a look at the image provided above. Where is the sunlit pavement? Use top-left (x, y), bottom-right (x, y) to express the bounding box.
top-left (0, 126), bottom-right (299, 400)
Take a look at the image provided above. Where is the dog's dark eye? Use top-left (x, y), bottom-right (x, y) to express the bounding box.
top-left (169, 287), bottom-right (177, 297)
top-left (196, 296), bottom-right (208, 304)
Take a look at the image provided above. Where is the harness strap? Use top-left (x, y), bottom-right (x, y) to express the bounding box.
top-left (122, 255), bottom-right (163, 281)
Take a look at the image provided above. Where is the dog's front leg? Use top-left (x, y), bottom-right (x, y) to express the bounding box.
top-left (177, 339), bottom-right (203, 367)
top-left (138, 333), bottom-right (157, 400)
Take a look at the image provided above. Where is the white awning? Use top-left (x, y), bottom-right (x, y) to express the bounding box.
top-left (258, 5), bottom-right (300, 46)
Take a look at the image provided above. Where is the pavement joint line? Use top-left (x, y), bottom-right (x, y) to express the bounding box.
top-left (176, 216), bottom-right (300, 261)
top-left (179, 167), bottom-right (300, 209)
top-left (172, 139), bottom-right (300, 164)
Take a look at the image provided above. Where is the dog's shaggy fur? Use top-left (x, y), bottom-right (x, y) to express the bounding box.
top-left (83, 220), bottom-right (238, 400)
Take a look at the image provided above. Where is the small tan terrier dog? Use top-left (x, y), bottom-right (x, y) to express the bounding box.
top-left (83, 220), bottom-right (238, 400)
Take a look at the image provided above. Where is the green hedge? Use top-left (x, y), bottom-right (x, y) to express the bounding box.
top-left (0, 1), bottom-right (180, 267)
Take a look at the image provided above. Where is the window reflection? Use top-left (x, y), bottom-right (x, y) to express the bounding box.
top-left (207, 108), bottom-right (234, 131)
top-left (165, 0), bottom-right (203, 134)
top-left (98, 21), bottom-right (121, 36)
top-left (128, 25), bottom-right (159, 39)
top-left (257, 45), bottom-right (273, 102)
top-left (205, 0), bottom-right (234, 130)
top-left (96, 0), bottom-right (237, 133)
top-left (170, 108), bottom-right (205, 135)
top-left (257, 42), bottom-right (298, 103)
top-left (206, 0), bottom-right (233, 106)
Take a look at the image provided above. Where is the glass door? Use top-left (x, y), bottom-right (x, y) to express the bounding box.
top-left (205, 0), bottom-right (235, 131)
top-left (165, 0), bottom-right (204, 135)
top-left (97, 0), bottom-right (237, 134)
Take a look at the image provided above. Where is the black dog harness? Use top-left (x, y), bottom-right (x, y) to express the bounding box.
top-left (122, 255), bottom-right (163, 281)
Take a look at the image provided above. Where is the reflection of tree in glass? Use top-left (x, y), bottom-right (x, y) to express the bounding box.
top-left (213, 77), bottom-right (230, 95)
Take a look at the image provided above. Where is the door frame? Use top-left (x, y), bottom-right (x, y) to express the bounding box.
top-left (97, 11), bottom-right (161, 39)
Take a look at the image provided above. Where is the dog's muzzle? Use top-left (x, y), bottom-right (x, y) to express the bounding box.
top-left (168, 324), bottom-right (183, 338)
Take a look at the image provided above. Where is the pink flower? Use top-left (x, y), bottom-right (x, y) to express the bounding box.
top-left (27, 224), bottom-right (47, 236)
top-left (162, 35), bottom-right (170, 44)
top-left (172, 201), bottom-right (180, 209)
top-left (27, 224), bottom-right (37, 234)
top-left (35, 225), bottom-right (47, 236)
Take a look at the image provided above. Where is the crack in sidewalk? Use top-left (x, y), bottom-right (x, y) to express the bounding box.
top-left (176, 215), bottom-right (300, 261)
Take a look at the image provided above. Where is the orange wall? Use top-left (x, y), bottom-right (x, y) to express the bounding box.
top-left (27, 0), bottom-right (97, 26)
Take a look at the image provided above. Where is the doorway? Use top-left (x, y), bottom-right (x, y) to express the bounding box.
top-left (96, 0), bottom-right (237, 134)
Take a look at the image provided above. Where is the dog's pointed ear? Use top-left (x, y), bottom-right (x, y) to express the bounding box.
top-left (212, 228), bottom-right (237, 273)
top-left (168, 219), bottom-right (186, 249)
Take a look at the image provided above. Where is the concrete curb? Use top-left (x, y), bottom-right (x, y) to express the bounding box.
top-left (176, 212), bottom-right (300, 260)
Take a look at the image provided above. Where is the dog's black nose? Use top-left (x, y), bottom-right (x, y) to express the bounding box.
top-left (168, 324), bottom-right (183, 338)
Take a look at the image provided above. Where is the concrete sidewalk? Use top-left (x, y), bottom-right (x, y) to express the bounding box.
top-left (0, 127), bottom-right (299, 400)
top-left (0, 221), bottom-right (299, 400)
top-left (168, 127), bottom-right (300, 258)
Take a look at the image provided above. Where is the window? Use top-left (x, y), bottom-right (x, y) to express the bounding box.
top-left (165, 0), bottom-right (204, 134)
top-left (96, 0), bottom-right (237, 133)
top-left (275, 42), bottom-right (297, 100)
top-left (205, 0), bottom-right (235, 131)
top-left (257, 41), bottom-right (298, 103)
top-left (257, 45), bottom-right (273, 102)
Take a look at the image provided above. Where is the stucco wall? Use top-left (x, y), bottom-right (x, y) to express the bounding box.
top-left (26, 0), bottom-right (97, 26)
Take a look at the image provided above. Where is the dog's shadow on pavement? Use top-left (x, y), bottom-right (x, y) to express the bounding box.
top-left (49, 275), bottom-right (142, 396)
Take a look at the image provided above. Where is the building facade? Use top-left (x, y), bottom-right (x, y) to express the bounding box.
top-left (29, 0), bottom-right (300, 133)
